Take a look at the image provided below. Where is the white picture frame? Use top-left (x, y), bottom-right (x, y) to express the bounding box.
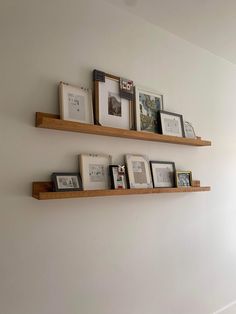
top-left (59, 81), bottom-right (93, 124)
top-left (94, 73), bottom-right (133, 129)
top-left (135, 86), bottom-right (164, 133)
top-left (125, 154), bottom-right (153, 189)
top-left (79, 153), bottom-right (112, 190)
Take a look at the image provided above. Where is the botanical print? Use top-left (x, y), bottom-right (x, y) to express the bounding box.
top-left (57, 176), bottom-right (79, 189)
top-left (89, 164), bottom-right (106, 182)
top-left (68, 93), bottom-right (86, 120)
top-left (163, 117), bottom-right (180, 134)
top-left (108, 92), bottom-right (122, 117)
top-left (132, 161), bottom-right (147, 184)
top-left (139, 92), bottom-right (161, 132)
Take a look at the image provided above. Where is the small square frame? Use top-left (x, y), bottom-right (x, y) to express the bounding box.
top-left (150, 161), bottom-right (176, 188)
top-left (176, 171), bottom-right (192, 187)
top-left (51, 172), bottom-right (82, 192)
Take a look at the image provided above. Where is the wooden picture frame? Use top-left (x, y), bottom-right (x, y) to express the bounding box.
top-left (176, 171), bottom-right (192, 187)
top-left (150, 161), bottom-right (176, 188)
top-left (157, 110), bottom-right (185, 137)
top-left (93, 70), bottom-right (134, 129)
top-left (51, 172), bottom-right (82, 192)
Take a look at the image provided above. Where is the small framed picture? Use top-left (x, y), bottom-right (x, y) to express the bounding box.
top-left (59, 81), bottom-right (93, 123)
top-left (109, 165), bottom-right (128, 189)
top-left (51, 173), bottom-right (82, 192)
top-left (150, 161), bottom-right (176, 188)
top-left (93, 70), bottom-right (134, 129)
top-left (176, 171), bottom-right (192, 187)
top-left (157, 110), bottom-right (185, 137)
top-left (135, 86), bottom-right (164, 133)
top-left (184, 121), bottom-right (197, 139)
top-left (125, 154), bottom-right (153, 189)
top-left (79, 153), bottom-right (112, 190)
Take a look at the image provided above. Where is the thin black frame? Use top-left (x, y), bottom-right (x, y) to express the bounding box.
top-left (175, 171), bottom-right (192, 187)
top-left (157, 110), bottom-right (185, 137)
top-left (51, 172), bottom-right (83, 192)
top-left (109, 165), bottom-right (128, 189)
top-left (150, 161), bottom-right (176, 188)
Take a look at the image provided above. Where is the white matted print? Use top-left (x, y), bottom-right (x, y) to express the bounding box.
top-left (59, 81), bottom-right (93, 123)
top-left (125, 154), bottom-right (153, 189)
top-left (158, 110), bottom-right (185, 137)
top-left (79, 153), bottom-right (112, 190)
top-left (95, 74), bottom-right (132, 129)
top-left (135, 86), bottom-right (163, 133)
top-left (150, 161), bottom-right (176, 188)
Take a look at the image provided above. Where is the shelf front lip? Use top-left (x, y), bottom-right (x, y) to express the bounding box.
top-left (32, 182), bottom-right (211, 200)
top-left (36, 112), bottom-right (212, 147)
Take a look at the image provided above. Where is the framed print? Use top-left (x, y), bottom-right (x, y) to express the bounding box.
top-left (150, 161), bottom-right (176, 188)
top-left (93, 70), bottom-right (134, 129)
top-left (135, 86), bottom-right (164, 133)
top-left (184, 121), bottom-right (197, 139)
top-left (176, 171), bottom-right (192, 187)
top-left (59, 81), bottom-right (93, 123)
top-left (109, 165), bottom-right (128, 189)
top-left (51, 172), bottom-right (82, 192)
top-left (125, 154), bottom-right (153, 189)
top-left (157, 110), bottom-right (185, 137)
top-left (79, 153), bottom-right (112, 190)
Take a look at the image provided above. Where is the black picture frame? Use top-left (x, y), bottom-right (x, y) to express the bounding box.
top-left (150, 161), bottom-right (176, 188)
top-left (51, 172), bottom-right (83, 192)
top-left (176, 171), bottom-right (192, 187)
top-left (157, 110), bottom-right (185, 137)
top-left (109, 165), bottom-right (128, 189)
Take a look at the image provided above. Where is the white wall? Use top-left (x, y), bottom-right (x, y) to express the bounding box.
top-left (1, 1), bottom-right (236, 314)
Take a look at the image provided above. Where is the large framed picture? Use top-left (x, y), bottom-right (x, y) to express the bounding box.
top-left (125, 154), bottom-right (153, 189)
top-left (157, 110), bottom-right (185, 137)
top-left (59, 81), bottom-right (93, 123)
top-left (176, 171), bottom-right (192, 187)
top-left (93, 70), bottom-right (134, 129)
top-left (79, 153), bottom-right (112, 190)
top-left (150, 161), bottom-right (176, 188)
top-left (135, 86), bottom-right (164, 133)
top-left (51, 173), bottom-right (82, 192)
top-left (109, 165), bottom-right (128, 189)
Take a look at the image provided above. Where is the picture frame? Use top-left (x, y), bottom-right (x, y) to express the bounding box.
top-left (59, 81), bottom-right (93, 124)
top-left (135, 86), bottom-right (164, 133)
top-left (79, 153), bottom-right (112, 190)
top-left (51, 172), bottom-right (82, 192)
top-left (157, 110), bottom-right (185, 137)
top-left (150, 161), bottom-right (176, 188)
top-left (93, 70), bottom-right (134, 129)
top-left (176, 171), bottom-right (192, 187)
top-left (125, 154), bottom-right (153, 189)
top-left (184, 121), bottom-right (197, 139)
top-left (109, 165), bottom-right (128, 189)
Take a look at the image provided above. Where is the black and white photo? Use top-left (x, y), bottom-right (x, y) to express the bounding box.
top-left (176, 171), bottom-right (192, 187)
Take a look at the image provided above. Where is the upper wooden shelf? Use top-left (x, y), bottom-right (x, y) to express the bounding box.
top-left (32, 182), bottom-right (211, 200)
top-left (36, 112), bottom-right (211, 147)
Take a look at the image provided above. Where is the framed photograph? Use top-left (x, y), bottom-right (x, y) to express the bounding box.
top-left (59, 81), bottom-right (93, 123)
top-left (184, 121), bottom-right (197, 139)
top-left (135, 86), bottom-right (164, 133)
top-left (176, 171), bottom-right (192, 187)
top-left (150, 161), bottom-right (176, 188)
top-left (157, 110), bottom-right (185, 137)
top-left (51, 173), bottom-right (82, 192)
top-left (93, 70), bottom-right (134, 129)
top-left (109, 165), bottom-right (128, 189)
top-left (79, 153), bottom-right (112, 190)
top-left (125, 154), bottom-right (153, 189)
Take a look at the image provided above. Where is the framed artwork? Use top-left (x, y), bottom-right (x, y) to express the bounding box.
top-left (150, 161), bottom-right (176, 188)
top-left (51, 173), bottom-right (82, 192)
top-left (93, 70), bottom-right (134, 129)
top-left (176, 171), bottom-right (192, 187)
top-left (79, 153), bottom-right (112, 190)
top-left (109, 165), bottom-right (128, 189)
top-left (59, 81), bottom-right (93, 123)
top-left (157, 110), bottom-right (185, 137)
top-left (135, 86), bottom-right (164, 133)
top-left (125, 154), bottom-right (153, 189)
top-left (184, 121), bottom-right (197, 139)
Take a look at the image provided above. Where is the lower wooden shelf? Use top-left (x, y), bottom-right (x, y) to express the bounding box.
top-left (32, 182), bottom-right (211, 200)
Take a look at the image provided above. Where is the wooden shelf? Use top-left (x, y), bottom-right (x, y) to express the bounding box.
top-left (32, 182), bottom-right (211, 200)
top-left (36, 112), bottom-right (211, 147)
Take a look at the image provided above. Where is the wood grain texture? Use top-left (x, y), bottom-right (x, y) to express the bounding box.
top-left (35, 112), bottom-right (212, 146)
top-left (32, 182), bottom-right (211, 200)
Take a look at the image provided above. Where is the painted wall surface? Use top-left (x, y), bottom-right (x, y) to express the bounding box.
top-left (1, 1), bottom-right (236, 313)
